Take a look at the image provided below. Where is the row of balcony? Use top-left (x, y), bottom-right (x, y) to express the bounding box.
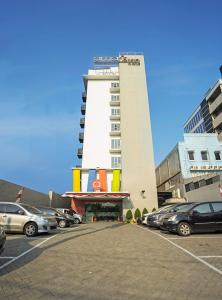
top-left (77, 147), bottom-right (121, 159)
top-left (78, 93), bottom-right (86, 159)
top-left (78, 89), bottom-right (121, 160)
top-left (82, 91), bottom-right (86, 102)
top-left (209, 93), bottom-right (222, 115)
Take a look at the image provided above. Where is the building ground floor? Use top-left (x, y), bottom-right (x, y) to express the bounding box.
top-left (63, 192), bottom-right (130, 222)
top-left (157, 172), bottom-right (222, 203)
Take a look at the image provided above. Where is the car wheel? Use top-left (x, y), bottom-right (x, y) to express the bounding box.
top-left (58, 220), bottom-right (67, 228)
top-left (24, 222), bottom-right (38, 237)
top-left (74, 218), bottom-right (80, 224)
top-left (177, 222), bottom-right (191, 236)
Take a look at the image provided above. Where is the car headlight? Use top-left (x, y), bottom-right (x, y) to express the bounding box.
top-left (40, 217), bottom-right (48, 224)
top-left (168, 215), bottom-right (178, 222)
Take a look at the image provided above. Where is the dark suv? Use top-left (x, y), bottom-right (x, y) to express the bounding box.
top-left (162, 201), bottom-right (222, 236)
top-left (37, 207), bottom-right (71, 228)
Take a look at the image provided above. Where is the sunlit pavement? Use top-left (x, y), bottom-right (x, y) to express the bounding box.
top-left (0, 222), bottom-right (222, 300)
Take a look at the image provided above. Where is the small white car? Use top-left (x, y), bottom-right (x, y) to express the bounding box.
top-left (57, 208), bottom-right (82, 224)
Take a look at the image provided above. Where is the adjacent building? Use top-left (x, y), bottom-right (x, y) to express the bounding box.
top-left (184, 70), bottom-right (222, 140)
top-left (64, 53), bottom-right (158, 221)
top-left (156, 133), bottom-right (222, 202)
top-left (207, 79), bottom-right (222, 140)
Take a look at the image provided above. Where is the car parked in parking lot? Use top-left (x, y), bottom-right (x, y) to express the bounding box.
top-left (0, 225), bottom-right (6, 254)
top-left (142, 206), bottom-right (172, 225)
top-left (0, 202), bottom-right (57, 237)
top-left (144, 203), bottom-right (192, 228)
top-left (57, 208), bottom-right (82, 224)
top-left (161, 201), bottom-right (222, 236)
top-left (37, 207), bottom-right (71, 228)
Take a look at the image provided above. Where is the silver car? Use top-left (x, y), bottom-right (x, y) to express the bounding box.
top-left (57, 208), bottom-right (82, 224)
top-left (0, 202), bottom-right (57, 237)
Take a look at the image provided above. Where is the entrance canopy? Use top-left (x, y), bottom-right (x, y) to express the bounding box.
top-left (62, 192), bottom-right (130, 201)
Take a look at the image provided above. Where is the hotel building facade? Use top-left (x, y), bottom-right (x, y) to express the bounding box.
top-left (64, 54), bottom-right (158, 221)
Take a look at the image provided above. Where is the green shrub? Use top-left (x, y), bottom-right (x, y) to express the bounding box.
top-left (142, 208), bottom-right (148, 215)
top-left (126, 209), bottom-right (133, 221)
top-left (134, 208), bottom-right (141, 219)
top-left (152, 207), bottom-right (157, 212)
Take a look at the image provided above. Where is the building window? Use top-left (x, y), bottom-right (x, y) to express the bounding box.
top-left (111, 82), bottom-right (119, 88)
top-left (111, 123), bottom-right (120, 132)
top-left (111, 157), bottom-right (121, 168)
top-left (111, 108), bottom-right (120, 116)
top-left (194, 181), bottom-right (199, 189)
top-left (212, 175), bottom-right (220, 183)
top-left (199, 179), bottom-right (206, 187)
top-left (111, 95), bottom-right (120, 101)
top-left (214, 151), bottom-right (221, 161)
top-left (206, 178), bottom-right (213, 185)
top-left (185, 184), bottom-right (190, 192)
top-left (188, 151), bottom-right (195, 160)
top-left (201, 151), bottom-right (208, 161)
top-left (111, 139), bottom-right (121, 149)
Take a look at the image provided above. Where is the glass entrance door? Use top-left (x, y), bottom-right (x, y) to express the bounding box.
top-left (85, 202), bottom-right (122, 222)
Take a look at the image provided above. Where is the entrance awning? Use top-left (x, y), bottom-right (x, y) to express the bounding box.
top-left (62, 192), bottom-right (130, 201)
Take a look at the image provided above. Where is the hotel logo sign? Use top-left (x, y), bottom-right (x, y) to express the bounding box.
top-left (119, 55), bottom-right (140, 66)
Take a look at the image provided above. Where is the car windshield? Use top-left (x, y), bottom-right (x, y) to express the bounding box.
top-left (176, 203), bottom-right (197, 213)
top-left (39, 207), bottom-right (65, 217)
top-left (20, 204), bottom-right (42, 214)
top-left (157, 205), bottom-right (173, 213)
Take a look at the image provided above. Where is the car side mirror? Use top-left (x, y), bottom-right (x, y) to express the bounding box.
top-left (18, 210), bottom-right (24, 215)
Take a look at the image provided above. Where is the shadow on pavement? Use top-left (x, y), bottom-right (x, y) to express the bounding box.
top-left (0, 222), bottom-right (125, 276)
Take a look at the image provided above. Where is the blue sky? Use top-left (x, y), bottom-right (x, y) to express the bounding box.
top-left (0, 0), bottom-right (221, 194)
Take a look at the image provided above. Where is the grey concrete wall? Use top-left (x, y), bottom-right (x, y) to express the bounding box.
top-left (156, 146), bottom-right (180, 187)
top-left (186, 180), bottom-right (222, 202)
top-left (0, 179), bottom-right (70, 208)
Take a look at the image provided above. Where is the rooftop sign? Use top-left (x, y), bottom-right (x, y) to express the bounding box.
top-left (93, 56), bottom-right (119, 65)
top-left (93, 55), bottom-right (141, 66)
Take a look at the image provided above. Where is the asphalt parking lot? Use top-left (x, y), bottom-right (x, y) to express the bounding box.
top-left (0, 223), bottom-right (222, 300)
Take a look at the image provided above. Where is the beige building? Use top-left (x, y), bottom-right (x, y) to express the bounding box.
top-left (64, 53), bottom-right (158, 221)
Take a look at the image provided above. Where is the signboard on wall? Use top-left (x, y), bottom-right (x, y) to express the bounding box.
top-left (119, 55), bottom-right (140, 65)
top-left (190, 165), bottom-right (222, 171)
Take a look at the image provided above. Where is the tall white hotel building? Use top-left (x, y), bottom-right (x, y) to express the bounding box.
top-left (64, 53), bottom-right (158, 221)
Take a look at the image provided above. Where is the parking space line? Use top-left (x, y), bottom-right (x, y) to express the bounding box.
top-left (0, 234), bottom-right (57, 271)
top-left (0, 257), bottom-right (16, 259)
top-left (168, 236), bottom-right (222, 240)
top-left (0, 225), bottom-right (87, 272)
top-left (138, 226), bottom-right (222, 276)
top-left (199, 256), bottom-right (222, 258)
